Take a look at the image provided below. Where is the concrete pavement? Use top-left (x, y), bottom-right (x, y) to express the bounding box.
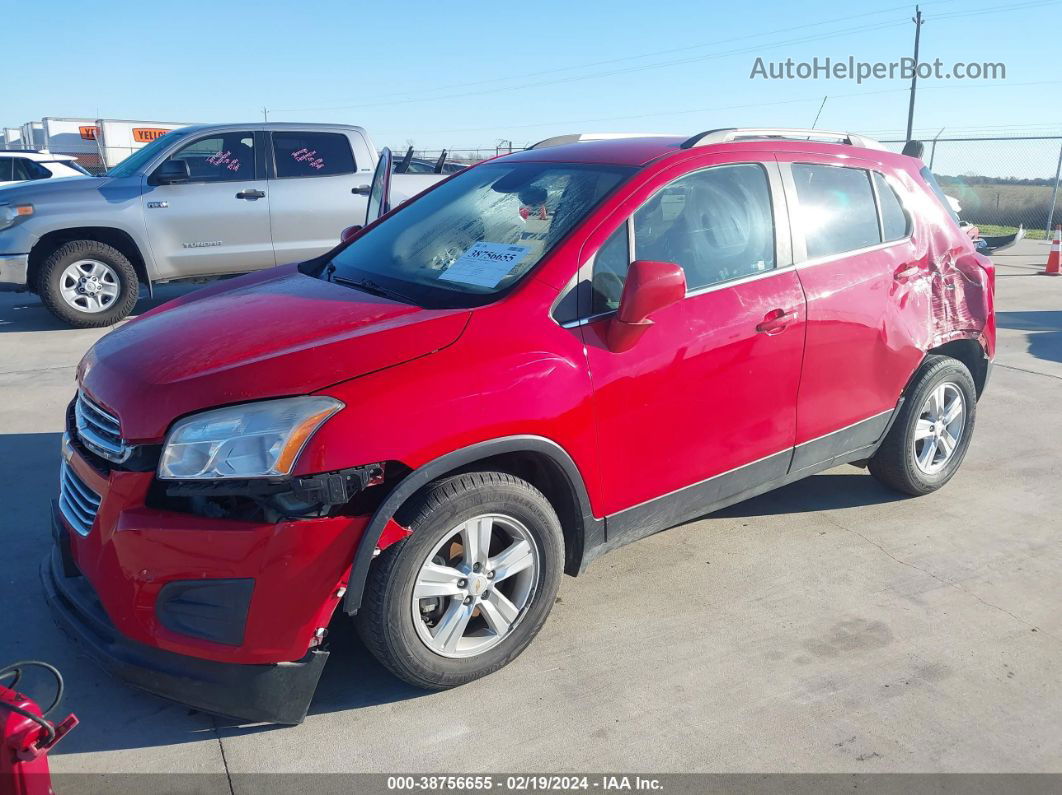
top-left (1, 242), bottom-right (1059, 789)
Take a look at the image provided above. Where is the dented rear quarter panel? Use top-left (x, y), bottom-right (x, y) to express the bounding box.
top-left (780, 149), bottom-right (993, 444)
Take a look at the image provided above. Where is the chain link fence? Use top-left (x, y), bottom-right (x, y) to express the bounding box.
top-left (881, 136), bottom-right (1062, 239)
top-left (391, 144), bottom-right (520, 169)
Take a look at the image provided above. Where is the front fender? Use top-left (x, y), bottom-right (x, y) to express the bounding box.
top-left (2, 177), bottom-right (156, 279)
top-left (339, 435), bottom-right (597, 615)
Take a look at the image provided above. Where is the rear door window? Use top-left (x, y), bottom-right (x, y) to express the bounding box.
top-left (0, 159), bottom-right (12, 181)
top-left (272, 132), bottom-right (356, 178)
top-left (791, 164), bottom-right (881, 258)
top-left (873, 172), bottom-right (910, 242)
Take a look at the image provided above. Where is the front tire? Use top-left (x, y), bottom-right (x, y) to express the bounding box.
top-left (357, 472), bottom-right (564, 690)
top-left (38, 240), bottom-right (139, 328)
top-left (869, 355), bottom-right (977, 496)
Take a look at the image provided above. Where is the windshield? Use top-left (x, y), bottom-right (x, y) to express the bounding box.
top-left (327, 161), bottom-right (633, 308)
top-left (107, 130), bottom-right (190, 177)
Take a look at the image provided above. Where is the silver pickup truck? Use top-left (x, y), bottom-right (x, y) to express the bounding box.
top-left (0, 123), bottom-right (445, 327)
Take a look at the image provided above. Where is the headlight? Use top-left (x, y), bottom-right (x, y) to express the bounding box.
top-left (0, 204), bottom-right (34, 230)
top-left (158, 396), bottom-right (343, 480)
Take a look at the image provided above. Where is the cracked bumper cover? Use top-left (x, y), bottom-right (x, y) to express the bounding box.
top-left (41, 543), bottom-right (328, 725)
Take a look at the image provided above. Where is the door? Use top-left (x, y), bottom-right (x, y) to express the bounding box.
top-left (780, 157), bottom-right (925, 470)
top-left (266, 130), bottom-right (368, 264)
top-left (142, 130), bottom-right (273, 279)
top-left (579, 158), bottom-right (807, 539)
top-left (364, 147), bottom-right (393, 226)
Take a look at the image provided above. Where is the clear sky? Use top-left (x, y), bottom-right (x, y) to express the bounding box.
top-left (3, 0), bottom-right (1058, 174)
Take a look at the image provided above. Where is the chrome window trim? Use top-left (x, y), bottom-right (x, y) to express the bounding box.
top-left (558, 261), bottom-right (800, 328)
top-left (683, 261), bottom-right (797, 299)
top-left (794, 236), bottom-right (913, 269)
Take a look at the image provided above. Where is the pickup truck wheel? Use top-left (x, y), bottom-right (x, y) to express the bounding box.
top-left (869, 356), bottom-right (977, 496)
top-left (357, 471), bottom-right (564, 689)
top-left (38, 240), bottom-right (139, 328)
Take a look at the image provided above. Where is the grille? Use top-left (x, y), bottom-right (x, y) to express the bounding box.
top-left (59, 460), bottom-right (102, 537)
top-left (75, 391), bottom-right (129, 463)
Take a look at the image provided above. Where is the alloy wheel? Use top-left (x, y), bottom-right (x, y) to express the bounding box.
top-left (59, 259), bottom-right (120, 313)
top-left (912, 381), bottom-right (966, 475)
top-left (411, 513), bottom-right (540, 658)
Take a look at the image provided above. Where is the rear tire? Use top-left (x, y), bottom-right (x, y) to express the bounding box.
top-left (38, 240), bottom-right (139, 328)
top-left (357, 472), bottom-right (563, 690)
top-left (869, 355), bottom-right (977, 496)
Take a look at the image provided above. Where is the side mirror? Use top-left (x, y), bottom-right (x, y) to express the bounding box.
top-left (153, 159), bottom-right (191, 185)
top-left (340, 225), bottom-right (362, 243)
top-left (606, 260), bottom-right (686, 353)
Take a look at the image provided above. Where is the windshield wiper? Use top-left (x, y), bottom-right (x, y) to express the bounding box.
top-left (330, 273), bottom-right (418, 305)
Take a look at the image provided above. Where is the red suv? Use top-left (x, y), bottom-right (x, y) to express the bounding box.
top-left (44, 128), bottom-right (994, 724)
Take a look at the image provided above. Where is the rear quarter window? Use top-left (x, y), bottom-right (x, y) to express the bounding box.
top-left (919, 166), bottom-right (962, 225)
top-left (273, 132), bottom-right (356, 178)
top-left (873, 172), bottom-right (911, 242)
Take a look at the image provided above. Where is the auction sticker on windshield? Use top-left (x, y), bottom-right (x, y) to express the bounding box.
top-left (439, 242), bottom-right (529, 288)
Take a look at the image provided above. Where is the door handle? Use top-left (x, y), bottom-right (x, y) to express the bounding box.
top-left (236, 189), bottom-right (265, 200)
top-left (756, 308), bottom-right (796, 335)
top-left (352, 184), bottom-right (371, 195)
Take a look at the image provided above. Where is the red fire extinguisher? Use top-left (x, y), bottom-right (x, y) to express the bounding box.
top-left (1, 661), bottom-right (78, 795)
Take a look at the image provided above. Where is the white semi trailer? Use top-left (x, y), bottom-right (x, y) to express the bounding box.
top-left (40, 117), bottom-right (192, 173)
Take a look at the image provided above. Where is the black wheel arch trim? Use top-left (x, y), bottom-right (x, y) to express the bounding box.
top-left (342, 435), bottom-right (599, 615)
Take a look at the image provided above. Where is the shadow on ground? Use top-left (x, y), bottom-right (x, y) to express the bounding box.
top-left (3, 464), bottom-right (905, 753)
top-left (0, 283), bottom-right (210, 333)
top-left (713, 470), bottom-right (905, 519)
top-left (997, 310), bottom-right (1062, 365)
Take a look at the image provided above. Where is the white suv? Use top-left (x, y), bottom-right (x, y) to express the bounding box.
top-left (0, 151), bottom-right (90, 187)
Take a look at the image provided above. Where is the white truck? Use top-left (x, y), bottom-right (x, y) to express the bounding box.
top-left (0, 123), bottom-right (447, 326)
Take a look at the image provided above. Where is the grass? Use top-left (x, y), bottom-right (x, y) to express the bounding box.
top-left (972, 223), bottom-right (1048, 240)
top-left (950, 183), bottom-right (1057, 233)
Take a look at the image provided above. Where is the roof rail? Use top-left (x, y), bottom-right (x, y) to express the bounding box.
top-left (681, 128), bottom-right (885, 151)
top-left (528, 132), bottom-right (674, 150)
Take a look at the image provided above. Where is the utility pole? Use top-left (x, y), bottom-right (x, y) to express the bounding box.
top-left (262, 107), bottom-right (269, 122)
top-left (905, 5), bottom-right (924, 142)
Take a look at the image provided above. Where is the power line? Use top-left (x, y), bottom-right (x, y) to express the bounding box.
top-left (272, 18), bottom-right (911, 114)
top-left (274, 1), bottom-right (949, 112)
top-left (405, 79), bottom-right (1062, 139)
top-left (268, 0), bottom-right (1054, 116)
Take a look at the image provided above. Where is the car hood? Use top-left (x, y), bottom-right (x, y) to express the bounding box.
top-left (0, 174), bottom-right (137, 204)
top-left (78, 265), bottom-right (471, 441)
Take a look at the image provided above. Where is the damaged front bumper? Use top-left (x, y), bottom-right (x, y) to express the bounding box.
top-left (41, 504), bottom-right (328, 725)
